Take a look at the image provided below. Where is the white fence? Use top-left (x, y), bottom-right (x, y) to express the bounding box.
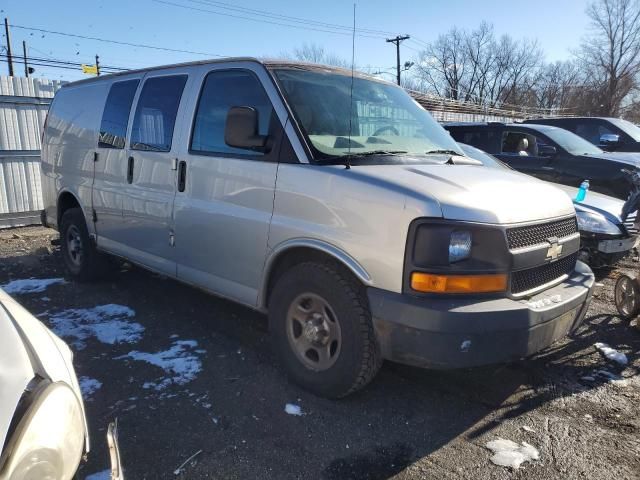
top-left (0, 76), bottom-right (63, 227)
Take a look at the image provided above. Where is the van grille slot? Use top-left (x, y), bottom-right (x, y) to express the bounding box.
top-left (511, 253), bottom-right (578, 295)
top-left (506, 217), bottom-right (578, 250)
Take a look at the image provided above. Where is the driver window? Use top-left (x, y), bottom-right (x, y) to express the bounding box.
top-left (501, 131), bottom-right (540, 156)
top-left (191, 69), bottom-right (274, 156)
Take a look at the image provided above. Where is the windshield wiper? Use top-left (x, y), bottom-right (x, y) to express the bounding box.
top-left (424, 149), bottom-right (461, 156)
top-left (317, 150), bottom-right (408, 169)
top-left (347, 150), bottom-right (408, 157)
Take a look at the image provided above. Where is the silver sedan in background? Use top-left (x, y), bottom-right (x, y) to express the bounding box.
top-left (459, 143), bottom-right (638, 267)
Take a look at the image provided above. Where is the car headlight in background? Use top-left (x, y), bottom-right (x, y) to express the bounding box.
top-left (576, 211), bottom-right (622, 235)
top-left (1, 382), bottom-right (85, 480)
top-left (449, 230), bottom-right (472, 262)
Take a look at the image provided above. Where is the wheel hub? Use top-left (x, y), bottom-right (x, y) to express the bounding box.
top-left (303, 314), bottom-right (330, 345)
top-left (286, 292), bottom-right (342, 371)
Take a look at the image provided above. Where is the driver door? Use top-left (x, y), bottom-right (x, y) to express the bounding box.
top-left (172, 64), bottom-right (283, 307)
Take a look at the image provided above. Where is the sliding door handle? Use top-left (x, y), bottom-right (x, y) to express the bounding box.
top-left (178, 160), bottom-right (187, 192)
top-left (127, 156), bottom-right (134, 184)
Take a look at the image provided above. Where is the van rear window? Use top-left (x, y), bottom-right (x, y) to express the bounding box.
top-left (99, 79), bottom-right (139, 149)
top-left (131, 75), bottom-right (187, 152)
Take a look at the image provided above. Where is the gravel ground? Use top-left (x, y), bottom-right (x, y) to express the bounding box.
top-left (1, 226), bottom-right (639, 480)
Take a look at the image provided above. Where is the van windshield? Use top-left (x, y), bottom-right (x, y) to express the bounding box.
top-left (273, 68), bottom-right (463, 160)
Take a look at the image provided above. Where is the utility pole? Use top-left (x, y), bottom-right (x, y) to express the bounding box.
top-left (386, 35), bottom-right (410, 86)
top-left (22, 40), bottom-right (28, 77)
top-left (4, 18), bottom-right (13, 76)
top-left (95, 54), bottom-right (100, 76)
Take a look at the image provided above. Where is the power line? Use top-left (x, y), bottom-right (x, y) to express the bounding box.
top-left (185, 0), bottom-right (398, 37)
top-left (153, 0), bottom-right (389, 39)
top-left (9, 24), bottom-right (228, 58)
top-left (0, 54), bottom-right (126, 73)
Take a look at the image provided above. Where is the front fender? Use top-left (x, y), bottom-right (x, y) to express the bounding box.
top-left (258, 238), bottom-right (372, 310)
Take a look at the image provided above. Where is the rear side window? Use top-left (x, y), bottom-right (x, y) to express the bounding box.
top-left (99, 79), bottom-right (139, 149)
top-left (191, 70), bottom-right (273, 156)
top-left (131, 75), bottom-right (187, 152)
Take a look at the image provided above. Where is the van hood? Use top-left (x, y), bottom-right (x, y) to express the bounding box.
top-left (352, 163), bottom-right (575, 224)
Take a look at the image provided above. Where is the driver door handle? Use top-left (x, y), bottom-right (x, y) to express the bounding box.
top-left (127, 156), bottom-right (134, 184)
top-left (178, 160), bottom-right (187, 192)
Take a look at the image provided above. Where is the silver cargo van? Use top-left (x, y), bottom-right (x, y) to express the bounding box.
top-left (41, 58), bottom-right (594, 398)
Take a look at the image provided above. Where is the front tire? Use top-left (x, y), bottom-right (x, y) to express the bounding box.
top-left (60, 208), bottom-right (109, 281)
top-left (269, 261), bottom-right (382, 398)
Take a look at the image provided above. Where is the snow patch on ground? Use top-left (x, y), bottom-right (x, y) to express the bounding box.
top-left (2, 277), bottom-right (65, 294)
top-left (116, 340), bottom-right (202, 390)
top-left (47, 304), bottom-right (142, 350)
top-left (594, 342), bottom-right (628, 365)
top-left (486, 438), bottom-right (540, 469)
top-left (85, 470), bottom-right (110, 480)
top-left (79, 376), bottom-right (102, 399)
top-left (285, 403), bottom-right (304, 416)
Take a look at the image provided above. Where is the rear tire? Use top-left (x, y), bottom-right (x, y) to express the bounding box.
top-left (268, 261), bottom-right (382, 398)
top-left (59, 208), bottom-right (109, 281)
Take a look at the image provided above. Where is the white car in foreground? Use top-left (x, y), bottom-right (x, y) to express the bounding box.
top-left (0, 287), bottom-right (91, 479)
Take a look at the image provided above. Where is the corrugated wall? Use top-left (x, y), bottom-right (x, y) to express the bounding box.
top-left (0, 76), bottom-right (63, 227)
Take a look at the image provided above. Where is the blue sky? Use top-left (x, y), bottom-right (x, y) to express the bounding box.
top-left (2, 0), bottom-right (591, 82)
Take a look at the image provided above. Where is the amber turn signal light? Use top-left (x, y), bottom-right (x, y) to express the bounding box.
top-left (411, 272), bottom-right (507, 294)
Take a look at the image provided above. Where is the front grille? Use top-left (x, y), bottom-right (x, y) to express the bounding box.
top-left (623, 210), bottom-right (639, 235)
top-left (511, 253), bottom-right (578, 295)
top-left (506, 217), bottom-right (578, 250)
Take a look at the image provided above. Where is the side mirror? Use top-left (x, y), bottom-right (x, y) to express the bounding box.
top-left (539, 145), bottom-right (557, 157)
top-left (224, 106), bottom-right (269, 152)
top-left (600, 133), bottom-right (620, 147)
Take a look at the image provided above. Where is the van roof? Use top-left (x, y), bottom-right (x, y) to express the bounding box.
top-left (63, 57), bottom-right (390, 87)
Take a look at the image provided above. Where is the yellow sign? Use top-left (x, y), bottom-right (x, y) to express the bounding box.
top-left (81, 64), bottom-right (98, 75)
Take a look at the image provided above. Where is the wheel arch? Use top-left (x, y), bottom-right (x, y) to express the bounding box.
top-left (259, 239), bottom-right (372, 310)
top-left (57, 189), bottom-right (84, 227)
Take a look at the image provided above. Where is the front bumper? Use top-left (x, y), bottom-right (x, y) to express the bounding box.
top-left (368, 261), bottom-right (594, 369)
top-left (597, 235), bottom-right (638, 254)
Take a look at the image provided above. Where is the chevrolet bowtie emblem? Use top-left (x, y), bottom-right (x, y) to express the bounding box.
top-left (545, 238), bottom-right (563, 261)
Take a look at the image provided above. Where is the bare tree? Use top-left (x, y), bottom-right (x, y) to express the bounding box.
top-left (413, 23), bottom-right (542, 107)
top-left (414, 27), bottom-right (468, 99)
top-left (579, 0), bottom-right (640, 115)
top-left (282, 43), bottom-right (349, 68)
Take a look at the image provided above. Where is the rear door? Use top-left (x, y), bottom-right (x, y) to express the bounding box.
top-left (119, 71), bottom-right (189, 275)
top-left (172, 64), bottom-right (283, 306)
top-left (93, 77), bottom-right (141, 249)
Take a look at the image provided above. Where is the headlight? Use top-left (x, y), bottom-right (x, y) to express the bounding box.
top-left (406, 220), bottom-right (509, 294)
top-left (576, 211), bottom-right (622, 235)
top-left (449, 230), bottom-right (472, 263)
top-left (2, 382), bottom-right (85, 480)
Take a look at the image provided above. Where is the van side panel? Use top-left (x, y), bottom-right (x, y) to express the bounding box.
top-left (42, 82), bottom-right (110, 231)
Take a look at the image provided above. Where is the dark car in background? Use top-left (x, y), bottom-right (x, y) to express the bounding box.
top-left (458, 143), bottom-right (638, 267)
top-left (444, 122), bottom-right (640, 200)
top-left (523, 117), bottom-right (640, 152)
